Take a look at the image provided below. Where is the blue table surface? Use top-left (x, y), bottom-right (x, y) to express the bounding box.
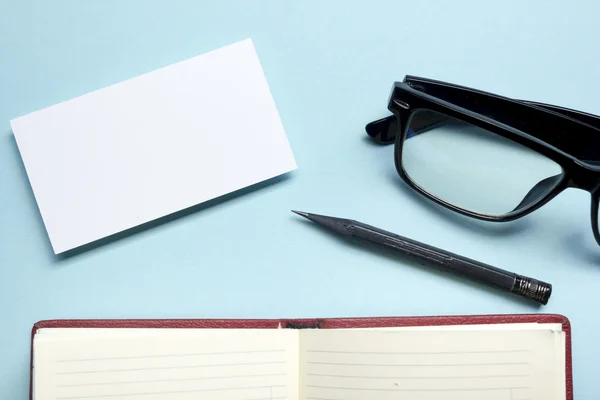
top-left (1, 0), bottom-right (599, 398)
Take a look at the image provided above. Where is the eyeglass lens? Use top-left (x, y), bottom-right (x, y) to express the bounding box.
top-left (400, 109), bottom-right (564, 217)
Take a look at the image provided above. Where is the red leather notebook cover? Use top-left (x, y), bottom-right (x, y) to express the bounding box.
top-left (30, 313), bottom-right (573, 400)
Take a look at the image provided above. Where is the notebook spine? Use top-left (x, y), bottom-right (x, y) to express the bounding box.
top-left (283, 320), bottom-right (322, 329)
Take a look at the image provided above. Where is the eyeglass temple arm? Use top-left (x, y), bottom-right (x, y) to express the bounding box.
top-left (366, 79), bottom-right (600, 153)
top-left (365, 115), bottom-right (396, 144)
top-left (403, 76), bottom-right (600, 133)
top-left (404, 75), bottom-right (600, 126)
top-left (517, 100), bottom-right (600, 131)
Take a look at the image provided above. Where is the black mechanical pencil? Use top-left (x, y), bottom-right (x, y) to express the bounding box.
top-left (292, 210), bottom-right (552, 305)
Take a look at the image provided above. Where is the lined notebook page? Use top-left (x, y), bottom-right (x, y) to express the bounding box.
top-left (299, 327), bottom-right (565, 400)
top-left (33, 328), bottom-right (299, 400)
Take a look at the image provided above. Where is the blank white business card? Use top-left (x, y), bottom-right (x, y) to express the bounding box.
top-left (11, 38), bottom-right (297, 254)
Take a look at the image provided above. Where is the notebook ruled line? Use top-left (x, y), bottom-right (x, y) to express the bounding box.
top-left (56, 385), bottom-right (287, 399)
top-left (306, 384), bottom-right (530, 392)
top-left (58, 396), bottom-right (287, 400)
top-left (305, 397), bottom-right (341, 400)
top-left (58, 397), bottom-right (286, 400)
top-left (57, 350), bottom-right (285, 363)
top-left (239, 398), bottom-right (286, 400)
top-left (306, 373), bottom-right (529, 379)
top-left (57, 361), bottom-right (286, 375)
top-left (57, 373), bottom-right (287, 387)
top-left (246, 398), bottom-right (286, 400)
top-left (305, 361), bottom-right (530, 367)
top-left (305, 349), bottom-right (530, 355)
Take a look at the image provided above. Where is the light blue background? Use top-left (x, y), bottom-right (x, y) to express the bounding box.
top-left (1, 0), bottom-right (599, 398)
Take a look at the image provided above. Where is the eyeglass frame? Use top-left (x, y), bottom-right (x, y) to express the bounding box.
top-left (365, 75), bottom-right (600, 245)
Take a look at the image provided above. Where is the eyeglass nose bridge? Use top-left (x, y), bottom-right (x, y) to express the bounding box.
top-left (567, 160), bottom-right (600, 193)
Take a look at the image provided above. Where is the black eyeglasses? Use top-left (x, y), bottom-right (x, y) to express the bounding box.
top-left (366, 75), bottom-right (600, 245)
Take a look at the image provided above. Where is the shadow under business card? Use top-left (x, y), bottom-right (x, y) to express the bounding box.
top-left (58, 174), bottom-right (293, 260)
top-left (9, 132), bottom-right (293, 261)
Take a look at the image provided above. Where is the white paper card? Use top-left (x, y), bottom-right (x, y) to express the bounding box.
top-left (11, 39), bottom-right (297, 254)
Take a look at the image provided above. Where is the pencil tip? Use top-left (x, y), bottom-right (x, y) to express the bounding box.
top-left (291, 210), bottom-right (310, 218)
top-left (290, 210), bottom-right (353, 237)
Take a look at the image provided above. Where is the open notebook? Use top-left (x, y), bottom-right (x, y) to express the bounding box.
top-left (30, 315), bottom-right (572, 400)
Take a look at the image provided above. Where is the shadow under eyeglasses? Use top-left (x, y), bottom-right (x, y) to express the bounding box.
top-left (562, 232), bottom-right (600, 265)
